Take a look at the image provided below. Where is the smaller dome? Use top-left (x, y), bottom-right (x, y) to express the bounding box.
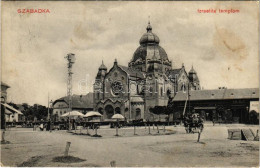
top-left (99, 60), bottom-right (107, 70)
top-left (189, 66), bottom-right (196, 74)
top-left (139, 22), bottom-right (160, 45)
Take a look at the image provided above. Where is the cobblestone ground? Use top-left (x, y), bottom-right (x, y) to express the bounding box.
top-left (1, 124), bottom-right (259, 167)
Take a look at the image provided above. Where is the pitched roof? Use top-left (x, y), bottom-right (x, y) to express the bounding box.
top-left (1, 103), bottom-right (23, 115)
top-left (54, 93), bottom-right (93, 109)
top-left (172, 88), bottom-right (259, 101)
top-left (118, 65), bottom-right (145, 79)
top-left (166, 68), bottom-right (181, 78)
top-left (166, 68), bottom-right (182, 83)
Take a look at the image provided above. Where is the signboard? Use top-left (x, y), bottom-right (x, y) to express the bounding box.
top-left (250, 101), bottom-right (259, 113)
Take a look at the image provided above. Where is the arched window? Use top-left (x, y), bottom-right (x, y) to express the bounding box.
top-left (167, 89), bottom-right (171, 97)
top-left (181, 84), bottom-right (186, 92)
top-left (125, 108), bottom-right (128, 112)
top-left (160, 87), bottom-right (163, 96)
top-left (136, 108), bottom-right (141, 119)
top-left (149, 108), bottom-right (153, 113)
top-left (98, 108), bottom-right (103, 115)
top-left (149, 87), bottom-right (153, 96)
top-left (115, 107), bottom-right (121, 114)
top-left (105, 105), bottom-right (114, 119)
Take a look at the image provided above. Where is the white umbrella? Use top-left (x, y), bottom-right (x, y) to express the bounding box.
top-left (61, 111), bottom-right (84, 117)
top-left (83, 111), bottom-right (102, 136)
top-left (111, 114), bottom-right (125, 136)
top-left (84, 111), bottom-right (103, 118)
top-left (112, 114), bottom-right (124, 119)
top-left (61, 111), bottom-right (83, 132)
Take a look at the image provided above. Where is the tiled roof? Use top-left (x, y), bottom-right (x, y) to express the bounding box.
top-left (54, 93), bottom-right (93, 109)
top-left (118, 65), bottom-right (145, 79)
top-left (172, 88), bottom-right (259, 101)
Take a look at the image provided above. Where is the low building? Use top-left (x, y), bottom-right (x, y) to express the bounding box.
top-left (169, 88), bottom-right (259, 124)
top-left (52, 93), bottom-right (93, 121)
top-left (4, 103), bottom-right (24, 122)
top-left (1, 82), bottom-right (24, 124)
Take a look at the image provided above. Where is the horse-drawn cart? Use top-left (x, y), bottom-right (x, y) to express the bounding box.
top-left (184, 113), bottom-right (204, 133)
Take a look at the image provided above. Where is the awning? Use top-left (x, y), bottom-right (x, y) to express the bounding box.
top-left (194, 107), bottom-right (216, 110)
top-left (1, 103), bottom-right (23, 115)
top-left (1, 104), bottom-right (12, 115)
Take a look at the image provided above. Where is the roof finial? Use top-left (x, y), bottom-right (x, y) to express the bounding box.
top-left (146, 16), bottom-right (152, 32)
top-left (114, 58), bottom-right (118, 65)
top-left (182, 63), bottom-right (184, 68)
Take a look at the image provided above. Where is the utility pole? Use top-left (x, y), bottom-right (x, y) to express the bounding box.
top-left (188, 83), bottom-right (190, 114)
top-left (47, 93), bottom-right (50, 120)
top-left (65, 53), bottom-right (76, 131)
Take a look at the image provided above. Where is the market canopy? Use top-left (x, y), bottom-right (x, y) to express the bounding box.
top-left (61, 111), bottom-right (84, 117)
top-left (84, 111), bottom-right (103, 118)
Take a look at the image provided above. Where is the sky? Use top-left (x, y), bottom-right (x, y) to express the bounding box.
top-left (1, 1), bottom-right (259, 106)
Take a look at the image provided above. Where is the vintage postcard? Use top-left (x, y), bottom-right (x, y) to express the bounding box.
top-left (1, 0), bottom-right (259, 167)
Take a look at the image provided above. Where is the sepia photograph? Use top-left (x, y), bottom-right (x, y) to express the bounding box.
top-left (1, 1), bottom-right (259, 167)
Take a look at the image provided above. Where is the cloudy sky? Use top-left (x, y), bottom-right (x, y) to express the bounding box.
top-left (2, 1), bottom-right (259, 106)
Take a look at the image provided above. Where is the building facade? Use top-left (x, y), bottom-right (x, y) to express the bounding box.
top-left (52, 93), bottom-right (93, 121)
top-left (93, 23), bottom-right (200, 120)
top-left (169, 88), bottom-right (259, 124)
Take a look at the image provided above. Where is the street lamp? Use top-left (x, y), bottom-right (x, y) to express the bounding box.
top-left (48, 99), bottom-right (53, 121)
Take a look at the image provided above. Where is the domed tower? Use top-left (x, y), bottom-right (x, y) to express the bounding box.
top-left (188, 65), bottom-right (200, 90)
top-left (129, 22), bottom-right (172, 73)
top-left (94, 61), bottom-right (107, 102)
top-left (96, 60), bottom-right (107, 80)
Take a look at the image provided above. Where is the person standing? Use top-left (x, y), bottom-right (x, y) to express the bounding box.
top-left (46, 119), bottom-right (51, 131)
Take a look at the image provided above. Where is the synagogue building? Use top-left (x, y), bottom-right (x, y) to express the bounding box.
top-left (93, 22), bottom-right (200, 120)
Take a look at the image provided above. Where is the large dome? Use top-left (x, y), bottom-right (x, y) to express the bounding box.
top-left (131, 22), bottom-right (169, 63)
top-left (132, 45), bottom-right (168, 62)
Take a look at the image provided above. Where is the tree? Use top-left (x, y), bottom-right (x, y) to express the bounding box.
top-left (7, 102), bottom-right (19, 110)
top-left (32, 104), bottom-right (48, 121)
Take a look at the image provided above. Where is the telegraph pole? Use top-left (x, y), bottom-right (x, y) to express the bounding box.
top-left (188, 83), bottom-right (190, 114)
top-left (47, 93), bottom-right (50, 120)
top-left (65, 53), bottom-right (76, 131)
